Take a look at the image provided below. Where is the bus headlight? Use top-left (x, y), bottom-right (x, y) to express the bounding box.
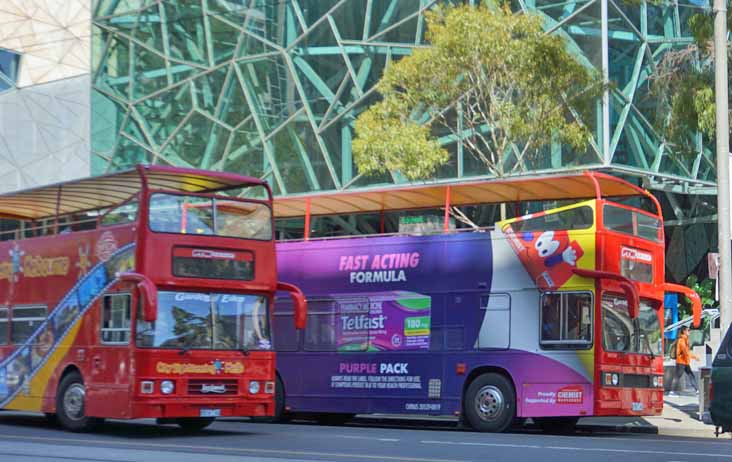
top-left (141, 381), bottom-right (154, 394)
top-left (160, 380), bottom-right (175, 395)
top-left (604, 372), bottom-right (620, 387)
top-left (249, 381), bottom-right (261, 394)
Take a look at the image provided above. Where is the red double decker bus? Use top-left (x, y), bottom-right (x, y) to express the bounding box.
top-left (0, 165), bottom-right (306, 432)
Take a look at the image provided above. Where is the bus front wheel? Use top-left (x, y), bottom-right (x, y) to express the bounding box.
top-left (463, 373), bottom-right (516, 433)
top-left (56, 372), bottom-right (101, 432)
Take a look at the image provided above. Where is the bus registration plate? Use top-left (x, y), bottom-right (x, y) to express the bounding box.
top-left (200, 408), bottom-right (221, 417)
top-left (632, 402), bottom-right (644, 412)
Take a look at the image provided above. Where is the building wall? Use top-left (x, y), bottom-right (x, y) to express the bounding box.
top-left (90, 0), bottom-right (715, 196)
top-left (0, 0), bottom-right (91, 192)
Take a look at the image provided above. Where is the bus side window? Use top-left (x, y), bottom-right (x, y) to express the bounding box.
top-left (273, 299), bottom-right (299, 352)
top-left (304, 300), bottom-right (338, 352)
top-left (101, 200), bottom-right (138, 227)
top-left (101, 294), bottom-right (132, 344)
top-left (11, 306), bottom-right (47, 344)
top-left (540, 292), bottom-right (592, 349)
top-left (0, 308), bottom-right (8, 345)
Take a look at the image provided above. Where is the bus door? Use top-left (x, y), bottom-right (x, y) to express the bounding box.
top-left (86, 291), bottom-right (134, 418)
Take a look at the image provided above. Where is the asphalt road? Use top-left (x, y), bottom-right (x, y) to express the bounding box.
top-left (0, 412), bottom-right (730, 462)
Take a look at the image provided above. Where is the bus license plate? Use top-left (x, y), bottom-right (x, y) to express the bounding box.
top-left (200, 408), bottom-right (221, 417)
top-left (632, 402), bottom-right (644, 412)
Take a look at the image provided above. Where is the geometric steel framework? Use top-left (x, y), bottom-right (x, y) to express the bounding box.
top-left (91, 0), bottom-right (716, 197)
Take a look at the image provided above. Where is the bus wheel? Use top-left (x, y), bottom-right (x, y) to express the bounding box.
top-left (273, 375), bottom-right (292, 422)
top-left (463, 373), bottom-right (515, 433)
top-left (56, 372), bottom-right (101, 432)
top-left (535, 417), bottom-right (579, 434)
top-left (176, 418), bottom-right (215, 432)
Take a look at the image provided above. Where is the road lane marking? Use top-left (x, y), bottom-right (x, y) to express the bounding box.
top-left (0, 435), bottom-right (466, 462)
top-left (420, 440), bottom-right (731, 458)
top-left (334, 435), bottom-right (400, 442)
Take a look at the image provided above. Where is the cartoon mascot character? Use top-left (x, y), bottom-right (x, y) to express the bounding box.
top-left (503, 227), bottom-right (584, 289)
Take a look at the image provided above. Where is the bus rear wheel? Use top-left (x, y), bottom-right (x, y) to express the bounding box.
top-left (463, 373), bottom-right (516, 433)
top-left (176, 417), bottom-right (215, 432)
top-left (535, 417), bottom-right (579, 434)
top-left (56, 372), bottom-right (101, 432)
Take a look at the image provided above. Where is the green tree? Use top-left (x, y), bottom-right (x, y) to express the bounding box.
top-left (352, 3), bottom-right (604, 180)
top-left (649, 4), bottom-right (731, 156)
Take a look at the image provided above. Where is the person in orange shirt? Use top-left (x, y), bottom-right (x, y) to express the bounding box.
top-left (669, 326), bottom-right (699, 395)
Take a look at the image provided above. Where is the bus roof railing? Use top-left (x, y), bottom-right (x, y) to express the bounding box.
top-left (0, 165), bottom-right (268, 220)
top-left (273, 171), bottom-right (661, 220)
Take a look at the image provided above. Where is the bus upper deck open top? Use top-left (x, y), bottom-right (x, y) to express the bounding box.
top-left (271, 171), bottom-right (700, 433)
top-left (0, 165), bottom-right (306, 432)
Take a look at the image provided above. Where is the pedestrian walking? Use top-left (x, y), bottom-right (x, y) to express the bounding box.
top-left (669, 326), bottom-right (699, 395)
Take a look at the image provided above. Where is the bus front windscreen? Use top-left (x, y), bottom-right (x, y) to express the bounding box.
top-left (149, 193), bottom-right (272, 240)
top-left (137, 291), bottom-right (272, 351)
top-left (602, 294), bottom-right (662, 356)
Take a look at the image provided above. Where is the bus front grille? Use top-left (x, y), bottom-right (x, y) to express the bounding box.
top-left (622, 374), bottom-right (652, 388)
top-left (187, 379), bottom-right (239, 395)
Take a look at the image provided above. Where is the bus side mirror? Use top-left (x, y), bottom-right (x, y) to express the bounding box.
top-left (277, 282), bottom-right (307, 330)
top-left (118, 272), bottom-right (158, 322)
top-left (619, 281), bottom-right (639, 319)
top-left (664, 283), bottom-right (702, 328)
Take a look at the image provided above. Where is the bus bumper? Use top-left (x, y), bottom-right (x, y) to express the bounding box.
top-left (595, 388), bottom-right (664, 416)
top-left (129, 398), bottom-right (274, 419)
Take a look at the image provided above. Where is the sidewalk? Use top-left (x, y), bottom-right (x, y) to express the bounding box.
top-left (579, 392), bottom-right (719, 438)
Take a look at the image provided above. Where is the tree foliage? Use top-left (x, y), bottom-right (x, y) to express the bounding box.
top-left (352, 2), bottom-right (604, 180)
top-left (649, 4), bottom-right (732, 156)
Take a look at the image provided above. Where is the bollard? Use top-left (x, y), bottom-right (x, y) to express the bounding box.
top-left (699, 367), bottom-right (712, 422)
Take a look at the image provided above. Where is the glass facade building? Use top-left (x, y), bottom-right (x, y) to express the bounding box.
top-left (90, 0), bottom-right (716, 196)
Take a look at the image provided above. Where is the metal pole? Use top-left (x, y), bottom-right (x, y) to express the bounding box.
top-left (714, 0), bottom-right (731, 341)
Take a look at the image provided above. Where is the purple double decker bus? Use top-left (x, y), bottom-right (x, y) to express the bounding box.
top-left (270, 173), bottom-right (697, 433)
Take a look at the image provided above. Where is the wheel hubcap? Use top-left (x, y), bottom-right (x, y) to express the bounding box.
top-left (63, 384), bottom-right (85, 421)
top-left (475, 385), bottom-right (505, 422)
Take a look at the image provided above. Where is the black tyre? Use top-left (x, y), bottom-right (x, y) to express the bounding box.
top-left (252, 375), bottom-right (290, 423)
top-left (176, 417), bottom-right (215, 432)
top-left (273, 375), bottom-right (292, 422)
top-left (463, 373), bottom-right (516, 433)
top-left (56, 372), bottom-right (101, 432)
top-left (44, 413), bottom-right (57, 426)
top-left (315, 413), bottom-right (355, 426)
top-left (535, 417), bottom-right (579, 434)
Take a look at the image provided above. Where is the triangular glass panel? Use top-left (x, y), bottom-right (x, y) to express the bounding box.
top-left (219, 70), bottom-right (253, 128)
top-left (134, 82), bottom-right (193, 148)
top-left (370, 0), bottom-right (421, 39)
top-left (94, 33), bottom-right (132, 101)
top-left (162, 2), bottom-right (209, 66)
top-left (131, 46), bottom-right (169, 100)
top-left (191, 65), bottom-right (229, 117)
top-left (329, 0), bottom-right (367, 41)
top-left (0, 48), bottom-right (21, 84)
top-left (160, 111), bottom-right (215, 167)
top-left (209, 15), bottom-right (243, 64)
top-left (133, 3), bottom-right (166, 55)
